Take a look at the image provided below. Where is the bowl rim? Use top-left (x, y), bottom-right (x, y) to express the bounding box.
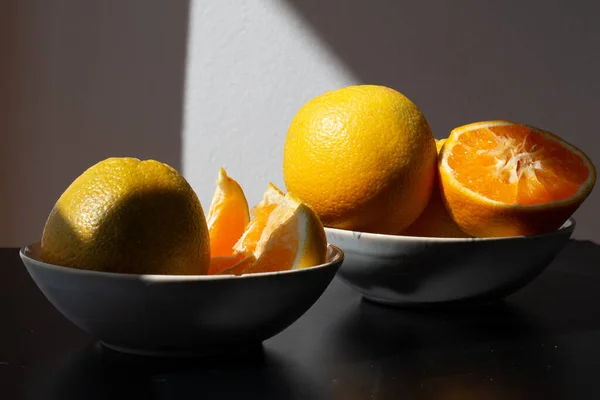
top-left (20, 242), bottom-right (344, 282)
top-left (324, 217), bottom-right (575, 243)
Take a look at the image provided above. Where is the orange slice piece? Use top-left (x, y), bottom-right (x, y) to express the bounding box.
top-left (206, 168), bottom-right (250, 257)
top-left (439, 121), bottom-right (596, 237)
top-left (233, 183), bottom-right (285, 255)
top-left (221, 184), bottom-right (327, 275)
top-left (435, 138), bottom-right (446, 153)
top-left (208, 253), bottom-right (256, 275)
top-left (402, 139), bottom-right (470, 238)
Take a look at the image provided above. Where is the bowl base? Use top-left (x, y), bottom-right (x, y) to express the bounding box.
top-left (100, 341), bottom-right (264, 358)
top-left (362, 294), bottom-right (506, 309)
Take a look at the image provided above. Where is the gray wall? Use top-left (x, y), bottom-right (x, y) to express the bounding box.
top-left (0, 0), bottom-right (189, 246)
top-left (2, 0), bottom-right (599, 246)
top-left (281, 0), bottom-right (600, 240)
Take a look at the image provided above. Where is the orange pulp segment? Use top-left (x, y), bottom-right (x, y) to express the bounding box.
top-left (227, 184), bottom-right (327, 275)
top-left (209, 253), bottom-right (256, 275)
top-left (206, 168), bottom-right (250, 257)
top-left (232, 183), bottom-right (284, 255)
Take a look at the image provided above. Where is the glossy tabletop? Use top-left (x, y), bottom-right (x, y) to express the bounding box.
top-left (2, 240), bottom-right (600, 399)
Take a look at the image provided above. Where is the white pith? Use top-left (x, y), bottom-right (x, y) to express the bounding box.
top-left (290, 210), bottom-right (308, 269)
top-left (233, 183), bottom-right (285, 253)
top-left (251, 195), bottom-right (312, 270)
top-left (206, 168), bottom-right (228, 226)
top-left (476, 128), bottom-right (542, 185)
top-left (206, 188), bottom-right (224, 227)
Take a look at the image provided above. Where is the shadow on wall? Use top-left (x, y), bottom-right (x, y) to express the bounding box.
top-left (0, 0), bottom-right (190, 246)
top-left (283, 0), bottom-right (600, 241)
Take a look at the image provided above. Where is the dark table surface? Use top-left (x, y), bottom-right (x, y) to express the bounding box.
top-left (2, 240), bottom-right (600, 399)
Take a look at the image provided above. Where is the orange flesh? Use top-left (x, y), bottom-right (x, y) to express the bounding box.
top-left (227, 184), bottom-right (325, 275)
top-left (234, 203), bottom-right (278, 254)
top-left (208, 253), bottom-right (247, 275)
top-left (447, 125), bottom-right (589, 205)
top-left (218, 255), bottom-right (256, 275)
top-left (246, 207), bottom-right (299, 273)
top-left (208, 204), bottom-right (248, 257)
top-left (207, 170), bottom-right (250, 257)
top-left (208, 180), bottom-right (324, 275)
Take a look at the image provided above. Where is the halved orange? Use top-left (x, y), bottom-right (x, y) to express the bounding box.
top-left (439, 121), bottom-right (596, 237)
top-left (217, 184), bottom-right (327, 275)
top-left (206, 168), bottom-right (250, 257)
top-left (402, 139), bottom-right (470, 238)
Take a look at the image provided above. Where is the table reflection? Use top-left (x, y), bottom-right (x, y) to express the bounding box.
top-left (25, 343), bottom-right (319, 400)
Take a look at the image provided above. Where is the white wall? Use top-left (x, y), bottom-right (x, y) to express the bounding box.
top-left (2, 0), bottom-right (600, 246)
top-left (183, 0), bottom-right (354, 211)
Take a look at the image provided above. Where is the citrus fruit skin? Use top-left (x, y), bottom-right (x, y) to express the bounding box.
top-left (41, 157), bottom-right (210, 275)
top-left (402, 139), bottom-right (470, 238)
top-left (283, 85), bottom-right (437, 234)
top-left (439, 121), bottom-right (597, 237)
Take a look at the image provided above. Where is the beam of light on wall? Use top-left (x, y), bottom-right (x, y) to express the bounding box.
top-left (182, 0), bottom-right (358, 211)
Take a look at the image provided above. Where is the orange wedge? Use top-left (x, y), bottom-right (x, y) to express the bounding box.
top-left (439, 121), bottom-right (596, 237)
top-left (208, 253), bottom-right (255, 275)
top-left (402, 139), bottom-right (470, 238)
top-left (435, 138), bottom-right (446, 153)
top-left (206, 168), bottom-right (250, 257)
top-left (218, 184), bottom-right (327, 275)
top-left (233, 183), bottom-right (285, 255)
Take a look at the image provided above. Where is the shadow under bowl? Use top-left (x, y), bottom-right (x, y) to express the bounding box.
top-left (19, 242), bottom-right (344, 357)
top-left (325, 219), bottom-right (575, 307)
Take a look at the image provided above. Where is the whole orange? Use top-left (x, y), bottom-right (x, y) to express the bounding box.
top-left (41, 157), bottom-right (210, 275)
top-left (283, 85), bottom-right (437, 234)
top-left (402, 139), bottom-right (470, 238)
